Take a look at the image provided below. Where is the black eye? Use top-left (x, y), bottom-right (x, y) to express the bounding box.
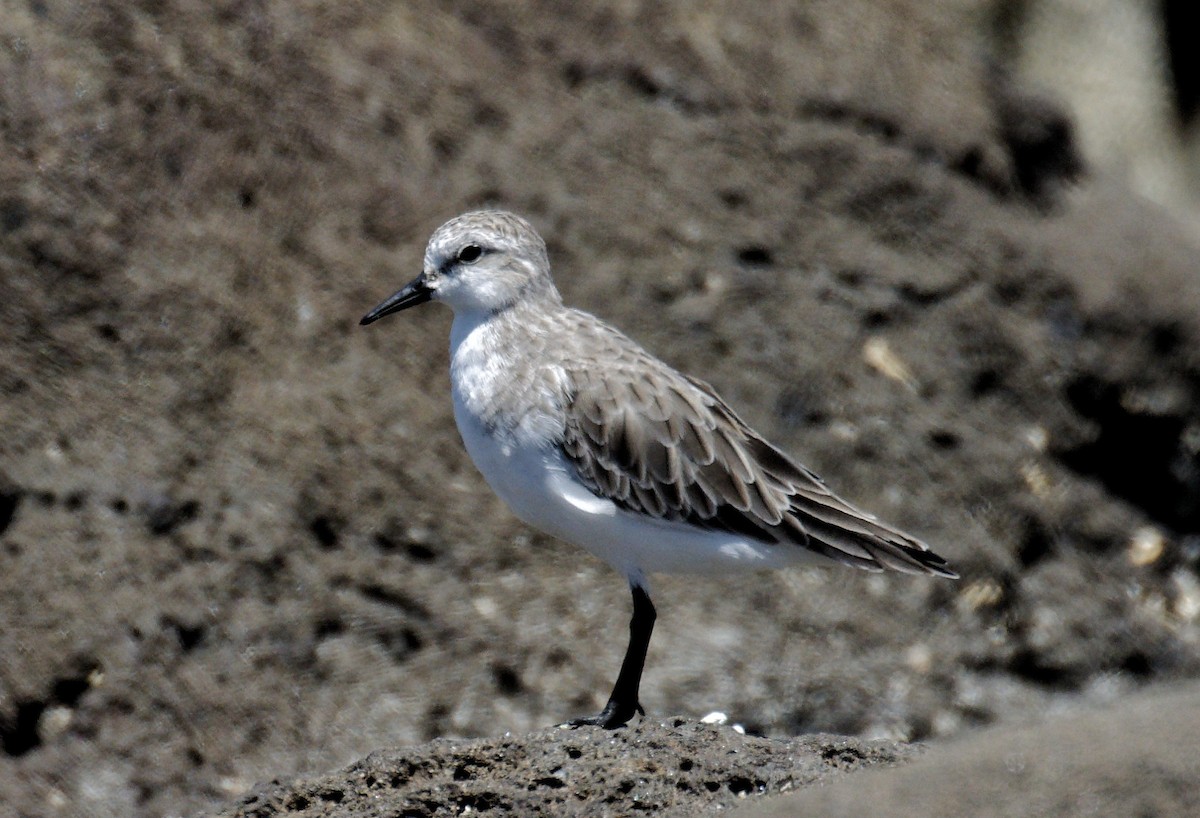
top-left (457, 244), bottom-right (483, 264)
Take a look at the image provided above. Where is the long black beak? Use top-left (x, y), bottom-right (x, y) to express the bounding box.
top-left (360, 273), bottom-right (434, 325)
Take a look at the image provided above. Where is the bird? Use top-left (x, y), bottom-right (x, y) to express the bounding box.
top-left (360, 210), bottom-right (957, 729)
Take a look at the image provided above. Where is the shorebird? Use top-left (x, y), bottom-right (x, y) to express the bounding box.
top-left (361, 210), bottom-right (957, 728)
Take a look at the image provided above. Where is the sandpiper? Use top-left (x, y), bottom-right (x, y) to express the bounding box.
top-left (361, 210), bottom-right (957, 728)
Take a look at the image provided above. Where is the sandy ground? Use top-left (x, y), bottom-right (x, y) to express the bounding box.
top-left (2, 2), bottom-right (1198, 816)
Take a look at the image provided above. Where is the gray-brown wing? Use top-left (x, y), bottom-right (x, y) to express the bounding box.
top-left (560, 350), bottom-right (956, 578)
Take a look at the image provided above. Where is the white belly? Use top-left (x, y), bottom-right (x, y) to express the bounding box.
top-left (451, 400), bottom-right (805, 582)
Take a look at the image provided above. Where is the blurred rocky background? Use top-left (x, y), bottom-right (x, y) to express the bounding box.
top-left (1, 1), bottom-right (1198, 816)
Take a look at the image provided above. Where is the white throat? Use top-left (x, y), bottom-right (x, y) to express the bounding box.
top-left (448, 306), bottom-right (567, 449)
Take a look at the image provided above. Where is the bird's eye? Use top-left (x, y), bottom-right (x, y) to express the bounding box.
top-left (457, 244), bottom-right (483, 264)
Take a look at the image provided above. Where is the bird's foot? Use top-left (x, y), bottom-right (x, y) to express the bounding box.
top-left (563, 699), bottom-right (644, 730)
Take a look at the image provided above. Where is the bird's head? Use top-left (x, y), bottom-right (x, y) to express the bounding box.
top-left (360, 210), bottom-right (559, 324)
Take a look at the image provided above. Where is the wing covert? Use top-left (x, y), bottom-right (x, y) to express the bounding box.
top-left (557, 334), bottom-right (956, 578)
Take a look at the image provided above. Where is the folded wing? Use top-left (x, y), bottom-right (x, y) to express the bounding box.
top-left (560, 349), bottom-right (956, 578)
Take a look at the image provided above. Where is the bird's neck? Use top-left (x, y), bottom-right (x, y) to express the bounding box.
top-left (448, 303), bottom-right (569, 444)
top-left (448, 294), bottom-right (561, 359)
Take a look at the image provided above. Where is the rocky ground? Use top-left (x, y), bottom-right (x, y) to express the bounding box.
top-left (2, 2), bottom-right (1198, 817)
top-left (218, 719), bottom-right (921, 818)
top-left (210, 684), bottom-right (1200, 818)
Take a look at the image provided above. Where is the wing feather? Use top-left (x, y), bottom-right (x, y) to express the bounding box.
top-left (558, 322), bottom-right (956, 578)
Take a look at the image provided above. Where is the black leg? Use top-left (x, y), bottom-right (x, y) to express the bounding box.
top-left (568, 582), bottom-right (656, 729)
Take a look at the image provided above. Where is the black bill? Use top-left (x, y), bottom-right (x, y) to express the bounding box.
top-left (360, 273), bottom-right (434, 325)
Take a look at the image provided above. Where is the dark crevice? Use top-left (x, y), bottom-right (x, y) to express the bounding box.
top-left (1008, 650), bottom-right (1080, 689)
top-left (970, 368), bottom-right (1001, 397)
top-left (95, 323), bottom-right (121, 342)
top-left (1015, 515), bottom-right (1054, 568)
top-left (0, 487), bottom-right (21, 536)
top-left (372, 529), bottom-right (438, 562)
top-left (821, 745), bottom-right (867, 765)
top-left (145, 498), bottom-right (200, 536)
top-left (801, 99), bottom-right (899, 140)
top-left (986, 63), bottom-right (1084, 205)
top-left (492, 664), bottom-right (523, 696)
top-left (1, 662), bottom-right (97, 757)
top-left (727, 776), bottom-right (760, 796)
top-left (897, 283), bottom-right (949, 307)
top-left (1055, 375), bottom-right (1199, 533)
top-left (735, 246), bottom-right (773, 267)
top-left (163, 616), bottom-right (207, 652)
top-left (405, 542), bottom-right (437, 562)
top-left (373, 627), bottom-right (423, 658)
top-left (1164, 0), bottom-right (1200, 125)
top-left (623, 66), bottom-right (660, 99)
top-left (52, 673), bottom-right (91, 708)
top-left (1121, 650), bottom-right (1154, 677)
top-left (308, 514), bottom-right (340, 549)
top-left (718, 189), bottom-right (747, 209)
top-left (357, 583), bottom-right (431, 620)
top-left (0, 701), bottom-right (44, 757)
top-left (318, 787), bottom-right (345, 804)
top-left (951, 146), bottom-right (985, 179)
top-left (928, 430), bottom-right (961, 451)
top-left (862, 309), bottom-right (890, 329)
top-left (560, 61), bottom-right (714, 115)
top-left (315, 617), bottom-right (343, 639)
